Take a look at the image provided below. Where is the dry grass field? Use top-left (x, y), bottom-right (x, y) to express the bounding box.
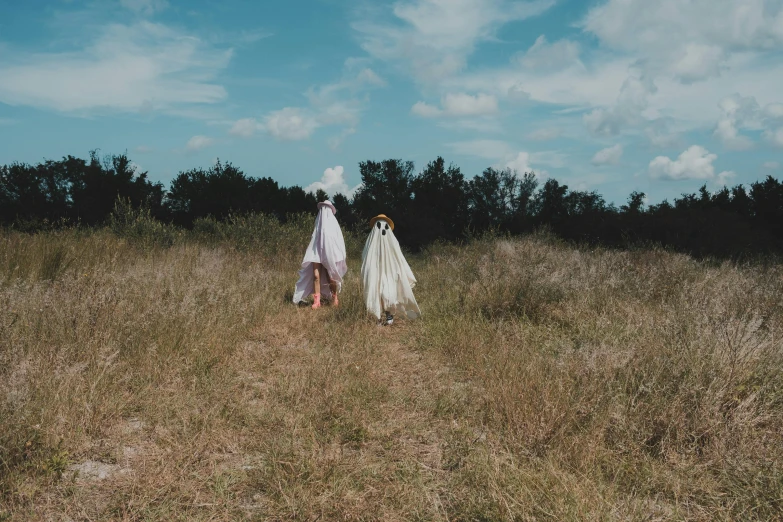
top-left (1, 213), bottom-right (782, 520)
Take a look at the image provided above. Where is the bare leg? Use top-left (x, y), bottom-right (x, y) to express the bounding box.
top-left (312, 263), bottom-right (322, 309)
top-left (325, 269), bottom-right (339, 306)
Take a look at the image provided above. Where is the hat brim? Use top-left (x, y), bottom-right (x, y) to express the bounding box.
top-left (317, 200), bottom-right (336, 214)
top-left (370, 214), bottom-right (394, 230)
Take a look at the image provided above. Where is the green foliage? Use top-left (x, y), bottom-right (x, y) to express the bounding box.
top-left (109, 197), bottom-right (179, 247)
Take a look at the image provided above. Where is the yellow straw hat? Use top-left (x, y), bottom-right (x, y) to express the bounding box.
top-left (370, 214), bottom-right (394, 230)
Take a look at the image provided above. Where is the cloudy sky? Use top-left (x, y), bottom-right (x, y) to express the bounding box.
top-left (0, 0), bottom-right (782, 205)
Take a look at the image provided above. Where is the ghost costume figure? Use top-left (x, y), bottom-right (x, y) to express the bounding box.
top-left (293, 200), bottom-right (348, 308)
top-left (360, 214), bottom-right (421, 325)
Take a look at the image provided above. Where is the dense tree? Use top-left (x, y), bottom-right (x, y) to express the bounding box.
top-left (314, 189), bottom-right (329, 203)
top-left (0, 151), bottom-right (163, 226)
top-left (533, 178), bottom-right (569, 227)
top-left (621, 191), bottom-right (645, 214)
top-left (352, 159), bottom-right (415, 235)
top-left (332, 193), bottom-right (358, 229)
top-left (409, 157), bottom-right (468, 246)
top-left (0, 162), bottom-right (69, 224)
top-left (248, 176), bottom-right (282, 216)
top-left (166, 160), bottom-right (252, 225)
top-left (70, 152), bottom-right (165, 225)
top-left (165, 160), bottom-right (316, 225)
top-left (278, 186), bottom-right (318, 221)
top-left (3, 150), bottom-right (783, 259)
top-left (750, 175), bottom-right (783, 236)
top-left (466, 167), bottom-right (536, 233)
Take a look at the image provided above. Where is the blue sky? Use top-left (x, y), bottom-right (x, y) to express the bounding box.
top-left (1, 0), bottom-right (782, 206)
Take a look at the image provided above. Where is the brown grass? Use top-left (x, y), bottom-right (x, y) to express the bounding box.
top-left (1, 221), bottom-right (782, 521)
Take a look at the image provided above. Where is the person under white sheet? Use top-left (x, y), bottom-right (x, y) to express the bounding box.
top-left (292, 200), bottom-right (348, 309)
top-left (360, 214), bottom-right (421, 325)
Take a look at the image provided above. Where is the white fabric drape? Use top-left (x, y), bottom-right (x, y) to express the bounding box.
top-left (292, 203), bottom-right (348, 303)
top-left (360, 219), bottom-right (421, 321)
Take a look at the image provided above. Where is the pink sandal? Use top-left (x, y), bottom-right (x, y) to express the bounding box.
top-left (311, 294), bottom-right (321, 309)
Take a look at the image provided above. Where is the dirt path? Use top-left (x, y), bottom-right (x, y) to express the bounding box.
top-left (227, 312), bottom-right (470, 520)
top-left (25, 310), bottom-right (481, 521)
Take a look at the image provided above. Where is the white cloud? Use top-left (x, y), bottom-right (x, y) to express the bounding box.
top-left (440, 44), bottom-right (783, 136)
top-left (712, 93), bottom-right (783, 150)
top-left (263, 108), bottom-right (319, 141)
top-left (411, 101), bottom-right (442, 118)
top-left (426, 0), bottom-right (779, 143)
top-left (504, 152), bottom-right (532, 174)
top-left (352, 0), bottom-right (783, 159)
top-left (765, 127), bottom-right (783, 147)
top-left (644, 61), bottom-right (783, 130)
top-left (327, 128), bottom-right (356, 150)
top-left (309, 98), bottom-right (363, 128)
top-left (442, 92), bottom-right (498, 116)
top-left (527, 128), bottom-right (561, 141)
top-left (438, 118), bottom-right (503, 133)
top-left (591, 144), bottom-right (623, 166)
top-left (128, 161), bottom-right (143, 173)
top-left (530, 150), bottom-right (568, 168)
top-left (671, 43), bottom-right (726, 84)
top-left (714, 118), bottom-right (754, 150)
top-left (499, 152), bottom-right (550, 177)
top-left (648, 145), bottom-right (732, 181)
top-left (583, 67), bottom-right (657, 136)
top-left (448, 139), bottom-right (512, 159)
top-left (717, 170), bottom-right (736, 185)
top-left (516, 35), bottom-right (581, 70)
top-left (448, 139), bottom-right (554, 176)
top-left (412, 92), bottom-right (498, 118)
top-left (232, 29), bottom-right (275, 45)
top-left (120, 0), bottom-right (168, 15)
top-left (229, 118), bottom-right (260, 138)
top-left (507, 84), bottom-right (531, 101)
top-left (356, 68), bottom-right (386, 87)
top-left (763, 161), bottom-right (781, 169)
top-left (353, 0), bottom-right (555, 84)
top-left (765, 103), bottom-right (783, 119)
top-left (304, 166), bottom-right (361, 199)
top-left (645, 121), bottom-right (683, 148)
top-left (133, 145), bottom-right (154, 153)
top-left (578, 0), bottom-right (783, 144)
top-left (581, 0), bottom-right (783, 82)
top-left (441, 52), bottom-right (630, 108)
top-left (719, 93), bottom-right (763, 123)
top-left (0, 21), bottom-right (230, 115)
top-left (185, 135), bottom-right (214, 152)
top-left (258, 64), bottom-right (382, 144)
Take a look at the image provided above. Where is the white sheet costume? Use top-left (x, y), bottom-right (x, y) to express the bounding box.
top-left (360, 215), bottom-right (421, 322)
top-left (292, 200), bottom-right (348, 304)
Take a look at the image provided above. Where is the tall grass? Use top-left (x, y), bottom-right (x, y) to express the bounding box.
top-left (1, 217), bottom-right (782, 520)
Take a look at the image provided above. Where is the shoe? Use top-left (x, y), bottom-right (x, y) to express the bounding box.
top-left (311, 294), bottom-right (321, 309)
top-left (384, 312), bottom-right (393, 326)
top-left (332, 294), bottom-right (339, 307)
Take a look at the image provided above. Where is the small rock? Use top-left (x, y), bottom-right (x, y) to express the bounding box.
top-left (123, 446), bottom-right (139, 458)
top-left (126, 418), bottom-right (144, 432)
top-left (67, 460), bottom-right (120, 481)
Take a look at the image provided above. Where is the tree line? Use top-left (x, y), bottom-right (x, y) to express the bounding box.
top-left (2, 150), bottom-right (782, 259)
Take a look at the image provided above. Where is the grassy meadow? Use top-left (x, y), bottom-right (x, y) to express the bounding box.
top-left (1, 211), bottom-right (782, 521)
